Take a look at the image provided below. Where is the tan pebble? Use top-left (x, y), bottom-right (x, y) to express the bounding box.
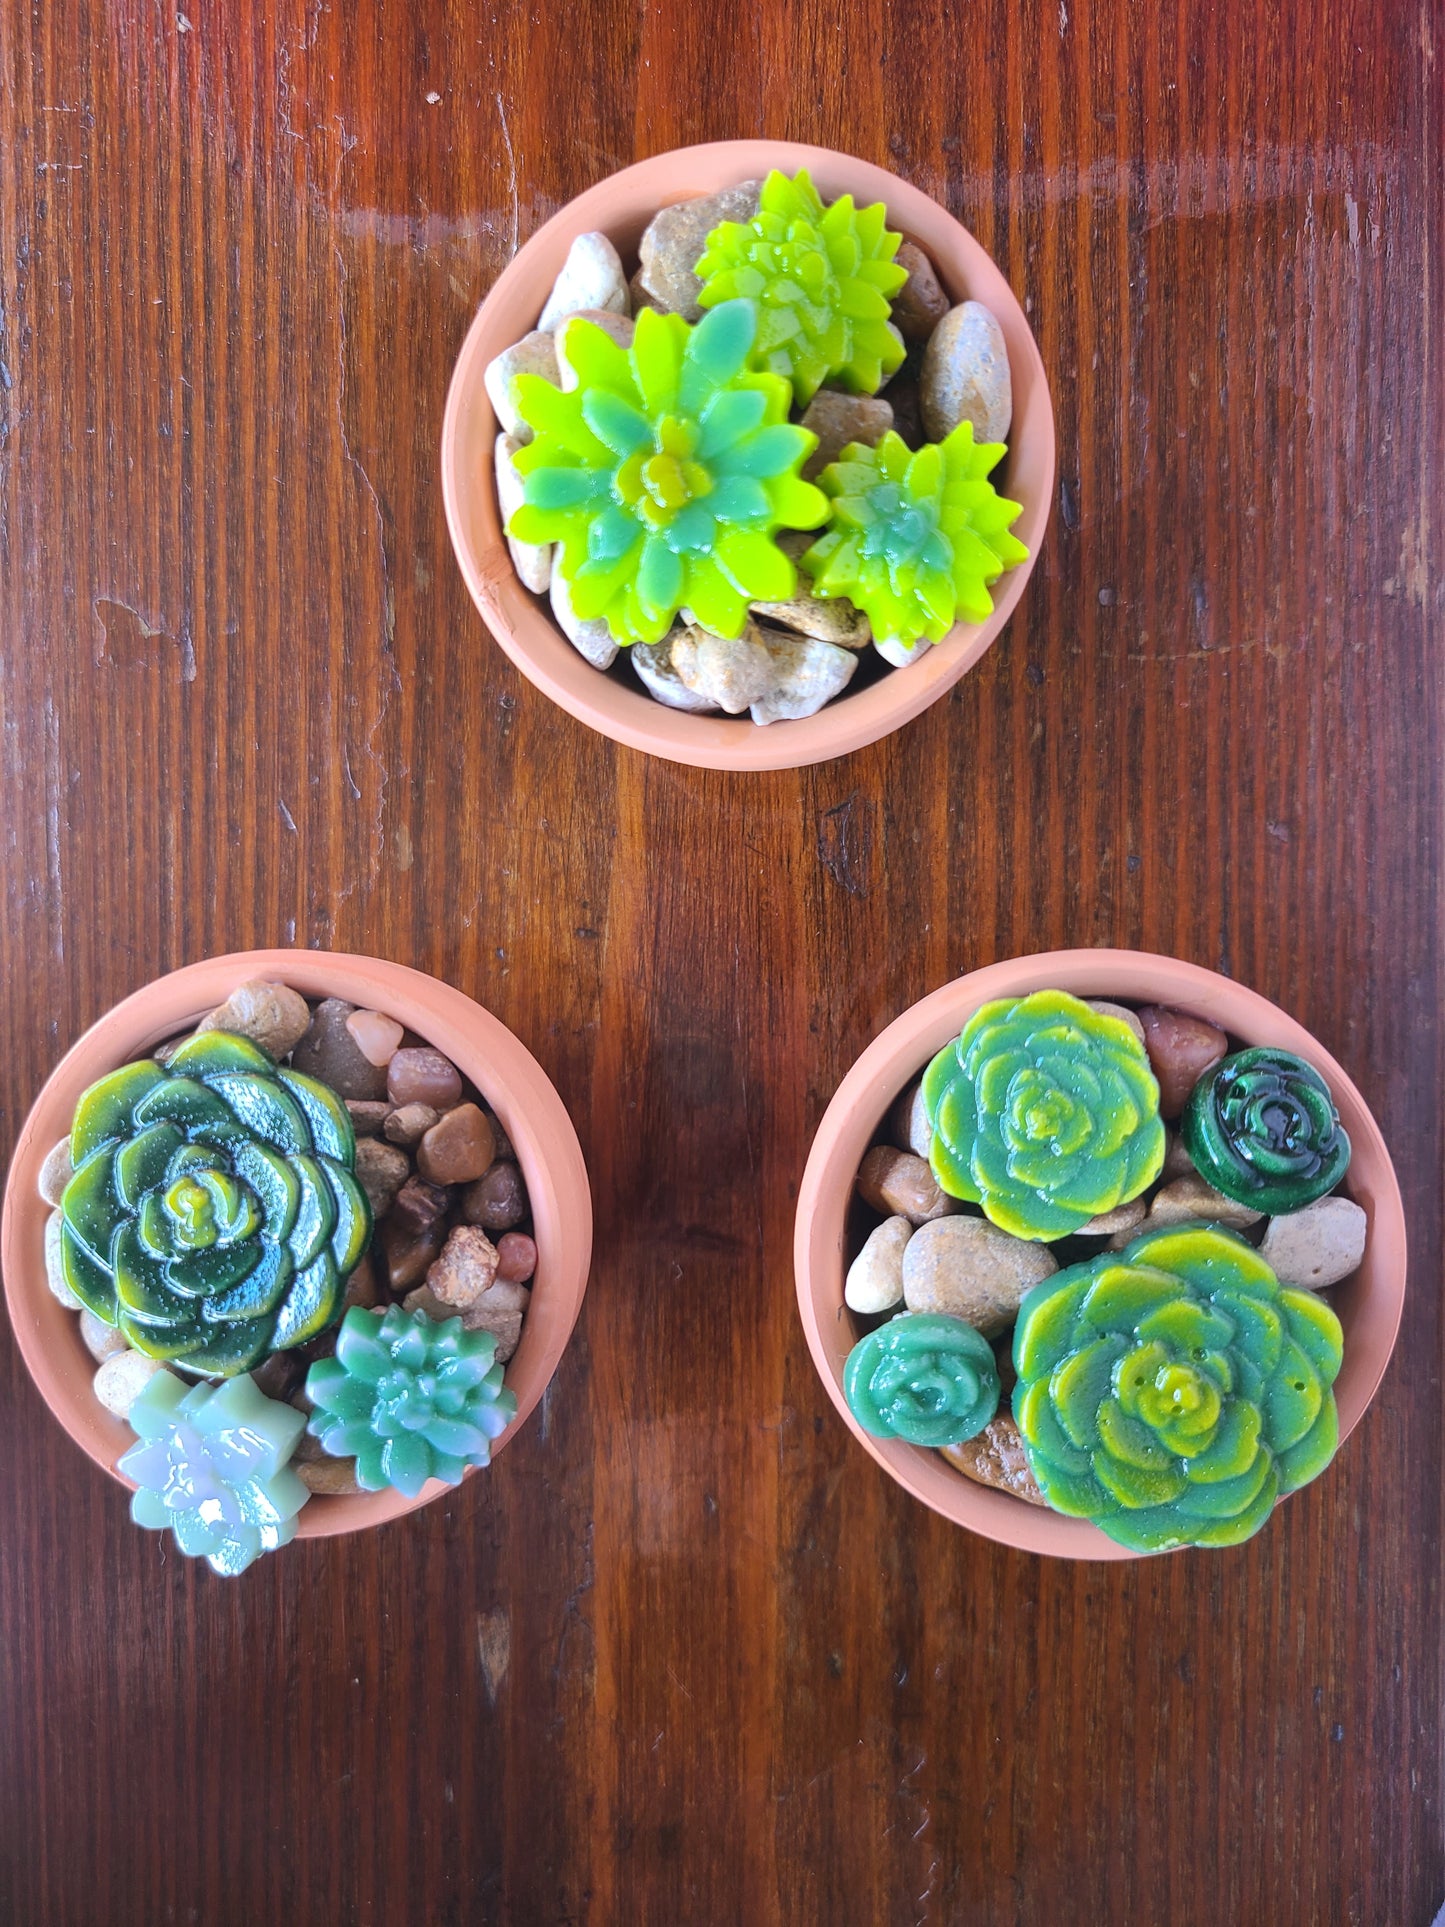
top-left (460, 1161), bottom-right (528, 1231)
top-left (94, 1350), bottom-right (164, 1417)
top-left (38, 1138), bottom-right (73, 1207)
top-left (426, 1223), bottom-right (501, 1310)
top-left (44, 1210), bottom-right (82, 1309)
top-left (887, 1079), bottom-right (933, 1159)
top-left (417, 1103), bottom-right (496, 1186)
top-left (456, 1280), bottom-right (530, 1362)
top-left (387, 1046), bottom-right (464, 1111)
top-left (750, 534), bottom-right (870, 648)
top-left (346, 1100), bottom-right (391, 1138)
top-left (384, 1102), bottom-right (439, 1147)
top-left (1259, 1197), bottom-right (1367, 1290)
top-left (637, 181), bottom-right (763, 319)
top-left (1137, 1173), bottom-right (1263, 1234)
top-left (353, 1138), bottom-right (411, 1217)
top-left (79, 1306), bottom-right (128, 1364)
top-left (902, 1216), bottom-right (1057, 1337)
top-left (1077, 1197), bottom-right (1148, 1238)
top-left (1162, 1129), bottom-right (1196, 1180)
top-left (1087, 999), bottom-right (1147, 1045)
top-left (198, 979), bottom-right (312, 1061)
top-left (295, 1456), bottom-right (364, 1496)
top-left (1137, 1005), bottom-right (1228, 1118)
top-left (670, 623), bottom-right (778, 714)
top-left (844, 1216), bottom-right (912, 1314)
top-left (345, 1008), bottom-right (404, 1068)
top-left (483, 328), bottom-right (559, 441)
top-left (550, 567), bottom-right (620, 671)
top-left (749, 627), bottom-right (858, 725)
top-left (891, 240), bottom-right (951, 342)
top-left (921, 300), bottom-right (1012, 444)
top-left (856, 1144), bottom-right (958, 1226)
top-left (797, 388), bottom-right (894, 481)
top-left (630, 630), bottom-right (720, 713)
top-left (939, 1413), bottom-right (1048, 1507)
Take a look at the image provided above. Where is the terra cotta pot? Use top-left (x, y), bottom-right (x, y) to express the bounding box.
top-left (1, 950), bottom-right (593, 1540)
top-left (442, 139), bottom-right (1054, 772)
top-left (793, 949), bottom-right (1406, 1560)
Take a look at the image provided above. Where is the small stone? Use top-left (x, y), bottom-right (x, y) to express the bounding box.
top-left (198, 979), bottom-right (312, 1061)
top-left (296, 1457), bottom-right (364, 1496)
top-left (891, 240), bottom-right (951, 342)
top-left (426, 1223), bottom-right (501, 1310)
top-left (459, 1160), bottom-right (528, 1231)
top-left (1259, 1197), bottom-right (1367, 1290)
top-left (483, 328), bottom-right (559, 441)
top-left (340, 1250), bottom-right (381, 1312)
top-left (384, 1102), bottom-right (439, 1147)
top-left (670, 622), bottom-right (778, 714)
top-left (1137, 1005), bottom-right (1229, 1118)
top-left (920, 300), bottom-right (1012, 444)
top-left (79, 1306), bottom-right (128, 1364)
top-left (630, 631), bottom-right (719, 712)
top-left (391, 1174), bottom-right (453, 1237)
top-left (555, 309), bottom-right (635, 388)
top-left (873, 634), bottom-right (933, 669)
top-left (750, 532), bottom-right (870, 648)
top-left (844, 1216), bottom-right (912, 1314)
top-left (495, 1231), bottom-right (538, 1283)
top-left (1162, 1129), bottom-right (1196, 1180)
top-left (629, 267), bottom-right (660, 313)
top-left (346, 1100), bottom-right (391, 1138)
top-left (1078, 1196), bottom-right (1147, 1238)
top-left (38, 1137), bottom-right (73, 1207)
top-left (902, 1216), bottom-right (1058, 1337)
top-left (345, 1008), bottom-right (404, 1068)
top-left (940, 1412), bottom-right (1049, 1507)
top-left (749, 627), bottom-right (858, 725)
top-left (551, 567), bottom-right (620, 671)
top-left (380, 1214), bottom-right (448, 1295)
top-left (417, 1103), bottom-right (496, 1186)
top-left (882, 373), bottom-right (924, 448)
top-left (44, 1210), bottom-right (82, 1309)
top-left (93, 1350), bottom-right (164, 1418)
top-left (291, 997), bottom-right (388, 1100)
top-left (856, 1145), bottom-right (958, 1226)
top-left (537, 231), bottom-right (629, 331)
top-left (456, 1280), bottom-right (529, 1363)
top-left (1133, 1173), bottom-right (1264, 1236)
top-left (484, 1110), bottom-right (515, 1162)
top-left (251, 1350), bottom-right (305, 1400)
top-left (1087, 999), bottom-right (1147, 1046)
top-left (797, 388), bottom-right (894, 481)
top-left (402, 1284), bottom-right (450, 1320)
top-left (354, 1138), bottom-right (411, 1217)
top-left (387, 1046), bottom-right (464, 1111)
top-left (495, 431), bottom-right (554, 594)
top-left (637, 181), bottom-right (763, 319)
top-left (888, 1079), bottom-right (933, 1159)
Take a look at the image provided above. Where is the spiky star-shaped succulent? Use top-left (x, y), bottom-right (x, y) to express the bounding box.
top-left (695, 168), bottom-right (908, 405)
top-left (800, 426), bottom-right (1029, 647)
top-left (506, 300), bottom-right (828, 644)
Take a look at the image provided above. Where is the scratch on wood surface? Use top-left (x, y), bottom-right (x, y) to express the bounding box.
top-left (817, 791), bottom-right (876, 897)
top-left (476, 1607), bottom-right (510, 1704)
top-left (495, 90), bottom-right (519, 258)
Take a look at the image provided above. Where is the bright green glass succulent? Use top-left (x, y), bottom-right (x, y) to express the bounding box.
top-left (118, 1368), bottom-right (310, 1575)
top-left (844, 1311), bottom-right (1000, 1447)
top-left (305, 1305), bottom-right (518, 1498)
top-left (506, 300), bottom-right (828, 643)
top-left (1183, 1047), bottom-right (1351, 1213)
top-left (695, 168), bottom-right (908, 404)
top-left (1011, 1223), bottom-right (1344, 1551)
top-left (923, 989), bottom-right (1165, 1241)
top-left (59, 1031), bottom-right (371, 1376)
top-left (799, 426), bottom-right (1028, 646)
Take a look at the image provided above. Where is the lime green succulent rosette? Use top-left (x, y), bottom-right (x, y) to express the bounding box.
top-left (843, 1311), bottom-right (1000, 1447)
top-left (923, 989), bottom-right (1165, 1241)
top-left (506, 300), bottom-right (828, 644)
top-left (1011, 1224), bottom-right (1344, 1551)
top-left (59, 1031), bottom-right (371, 1376)
top-left (695, 168), bottom-right (909, 405)
top-left (800, 427), bottom-right (1028, 646)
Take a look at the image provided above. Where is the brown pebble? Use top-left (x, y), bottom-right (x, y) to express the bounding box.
top-left (390, 1175), bottom-right (451, 1237)
top-left (340, 1250), bottom-right (381, 1312)
top-left (353, 1138), bottom-right (411, 1217)
top-left (940, 1414), bottom-right (1049, 1507)
top-left (291, 997), bottom-right (388, 1100)
top-left (1162, 1128), bottom-right (1196, 1180)
top-left (460, 1160), bottom-right (528, 1231)
top-left (346, 1100), bottom-right (391, 1138)
top-left (384, 1102), bottom-right (439, 1147)
top-left (387, 1046), bottom-right (464, 1110)
top-left (856, 1144), bottom-right (958, 1226)
top-left (346, 1008), bottom-right (405, 1068)
top-left (1077, 1197), bottom-right (1147, 1238)
top-left (891, 239), bottom-right (950, 342)
top-left (882, 373), bottom-right (924, 448)
top-left (252, 1351), bottom-right (305, 1401)
top-left (380, 1214), bottom-right (447, 1294)
top-left (484, 1110), bottom-right (515, 1162)
top-left (1137, 1005), bottom-right (1229, 1118)
top-left (405, 1280), bottom-right (529, 1362)
top-left (417, 1103), bottom-right (497, 1186)
top-left (295, 1457), bottom-right (364, 1495)
top-left (495, 1231), bottom-right (537, 1284)
top-left (426, 1223), bottom-right (501, 1309)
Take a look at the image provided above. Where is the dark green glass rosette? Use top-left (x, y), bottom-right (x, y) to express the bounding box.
top-left (843, 1311), bottom-right (1000, 1447)
top-left (1182, 1046), bottom-right (1350, 1213)
top-left (59, 1031), bottom-right (371, 1376)
top-left (1011, 1223), bottom-right (1344, 1551)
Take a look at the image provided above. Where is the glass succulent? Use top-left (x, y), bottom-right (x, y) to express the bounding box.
top-left (844, 1311), bottom-right (1000, 1447)
top-left (305, 1305), bottom-right (517, 1498)
top-left (1183, 1047), bottom-right (1351, 1214)
top-left (118, 1368), bottom-right (310, 1576)
top-left (799, 426), bottom-right (1028, 646)
top-left (923, 989), bottom-right (1165, 1241)
top-left (1011, 1223), bottom-right (1344, 1551)
top-left (694, 168), bottom-right (908, 405)
top-left (506, 300), bottom-right (828, 643)
top-left (59, 1031), bottom-right (372, 1377)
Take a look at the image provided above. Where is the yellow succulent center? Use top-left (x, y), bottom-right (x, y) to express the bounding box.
top-left (164, 1175), bottom-right (218, 1250)
top-left (615, 417), bottom-right (712, 528)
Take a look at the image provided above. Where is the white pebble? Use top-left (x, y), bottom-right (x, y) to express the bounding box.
top-left (537, 232), bottom-right (629, 332)
top-left (845, 1216), bottom-right (912, 1313)
top-left (670, 624), bottom-right (777, 714)
top-left (483, 329), bottom-right (559, 441)
top-left (494, 431), bottom-right (554, 594)
top-left (94, 1350), bottom-right (164, 1418)
top-left (874, 635), bottom-right (934, 669)
top-left (630, 634), bottom-right (719, 712)
top-left (44, 1211), bottom-right (82, 1309)
top-left (550, 568), bottom-right (619, 671)
top-left (79, 1307), bottom-right (129, 1364)
top-left (749, 627), bottom-right (858, 725)
top-left (38, 1137), bottom-right (73, 1206)
top-left (1260, 1196), bottom-right (1368, 1290)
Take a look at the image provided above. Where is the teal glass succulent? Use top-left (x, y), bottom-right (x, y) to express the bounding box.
top-left (59, 1030), bottom-right (372, 1376)
top-left (118, 1368), bottom-right (309, 1576)
top-left (923, 989), bottom-right (1165, 1241)
top-left (695, 168), bottom-right (908, 404)
top-left (305, 1305), bottom-right (518, 1498)
top-left (844, 1311), bottom-right (1000, 1447)
top-left (1183, 1047), bottom-right (1351, 1213)
top-left (506, 301), bottom-right (829, 643)
top-left (1011, 1223), bottom-right (1344, 1551)
top-left (799, 426), bottom-right (1028, 646)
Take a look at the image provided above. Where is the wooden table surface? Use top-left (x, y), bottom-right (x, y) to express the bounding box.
top-left (1, 3), bottom-right (1440, 1922)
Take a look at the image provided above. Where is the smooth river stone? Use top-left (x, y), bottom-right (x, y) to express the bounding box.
top-left (1137, 1005), bottom-right (1228, 1118)
top-left (901, 1216), bottom-right (1057, 1337)
top-left (920, 300), bottom-right (1012, 444)
top-left (856, 1145), bottom-right (957, 1226)
top-left (345, 1008), bottom-right (404, 1068)
top-left (483, 328), bottom-right (559, 441)
top-left (495, 432), bottom-right (554, 594)
top-left (1259, 1196), bottom-right (1367, 1290)
top-left (417, 1103), bottom-right (497, 1186)
top-left (844, 1216), bottom-right (912, 1314)
top-left (198, 979), bottom-right (312, 1061)
top-left (291, 997), bottom-right (388, 1100)
top-left (891, 241), bottom-right (951, 342)
top-left (536, 231), bottom-right (629, 332)
top-left (387, 1047), bottom-right (463, 1111)
top-left (459, 1161), bottom-right (528, 1231)
top-left (636, 181), bottom-right (763, 320)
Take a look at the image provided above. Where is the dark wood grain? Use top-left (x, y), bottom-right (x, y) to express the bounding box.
top-left (1, 1), bottom-right (1441, 1921)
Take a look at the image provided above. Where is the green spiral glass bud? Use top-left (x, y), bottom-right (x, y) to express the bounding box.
top-left (1182, 1047), bottom-right (1350, 1213)
top-left (844, 1311), bottom-right (1000, 1447)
